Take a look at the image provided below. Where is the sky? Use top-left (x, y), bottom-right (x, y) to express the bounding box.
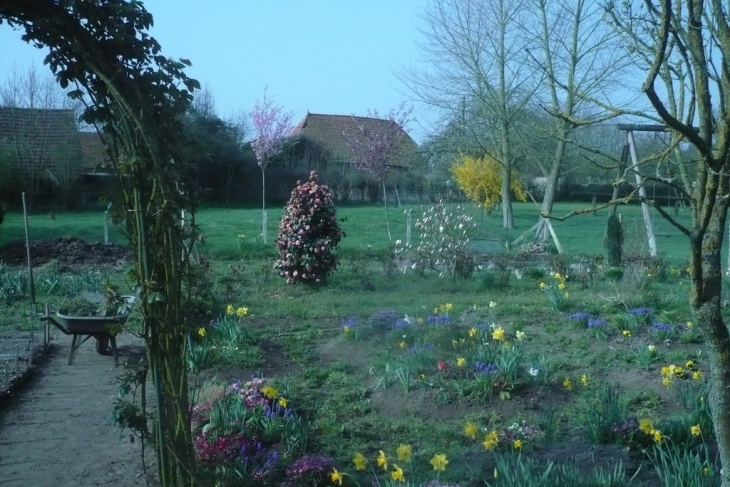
top-left (0, 1), bottom-right (430, 142)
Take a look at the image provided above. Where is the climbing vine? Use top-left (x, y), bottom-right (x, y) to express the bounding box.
top-left (0, 1), bottom-right (201, 485)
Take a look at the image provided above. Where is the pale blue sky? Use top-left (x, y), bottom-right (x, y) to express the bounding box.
top-left (0, 1), bottom-right (428, 141)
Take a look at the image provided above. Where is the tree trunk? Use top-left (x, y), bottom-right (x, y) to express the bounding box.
top-left (536, 137), bottom-right (565, 241)
top-left (692, 201), bottom-right (730, 486)
top-left (382, 179), bottom-right (392, 242)
top-left (501, 164), bottom-right (514, 229)
top-left (261, 164), bottom-right (267, 244)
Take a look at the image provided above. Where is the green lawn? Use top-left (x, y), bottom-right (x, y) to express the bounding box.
top-left (0, 201), bottom-right (697, 265)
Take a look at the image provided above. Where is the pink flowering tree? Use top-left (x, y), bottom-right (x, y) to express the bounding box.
top-left (250, 90), bottom-right (294, 243)
top-left (343, 102), bottom-right (414, 241)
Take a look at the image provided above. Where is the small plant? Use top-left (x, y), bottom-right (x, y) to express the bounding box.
top-left (580, 385), bottom-right (629, 444)
top-left (633, 344), bottom-right (661, 371)
top-left (539, 272), bottom-right (568, 310)
top-left (274, 171), bottom-right (343, 284)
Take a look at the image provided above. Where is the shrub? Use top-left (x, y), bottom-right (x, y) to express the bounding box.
top-left (274, 171), bottom-right (343, 284)
top-left (395, 201), bottom-right (476, 279)
top-left (605, 214), bottom-right (623, 267)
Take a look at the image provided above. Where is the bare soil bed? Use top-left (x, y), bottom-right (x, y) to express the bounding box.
top-left (0, 236), bottom-right (129, 268)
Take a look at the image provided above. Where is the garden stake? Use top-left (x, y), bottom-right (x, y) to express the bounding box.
top-left (22, 192), bottom-right (36, 308)
top-left (14, 343), bottom-right (19, 372)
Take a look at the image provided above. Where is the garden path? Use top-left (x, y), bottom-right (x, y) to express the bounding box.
top-left (0, 333), bottom-right (148, 487)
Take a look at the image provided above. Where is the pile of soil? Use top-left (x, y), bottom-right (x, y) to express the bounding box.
top-left (0, 236), bottom-right (130, 267)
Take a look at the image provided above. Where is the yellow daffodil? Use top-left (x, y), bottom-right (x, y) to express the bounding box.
top-left (704, 467), bottom-right (710, 476)
top-left (197, 327), bottom-right (206, 337)
top-left (444, 303), bottom-right (453, 311)
top-left (639, 418), bottom-right (653, 434)
top-left (353, 452), bottom-right (367, 471)
top-left (580, 374), bottom-right (589, 387)
top-left (494, 468), bottom-right (499, 478)
top-left (417, 317), bottom-right (424, 324)
top-left (236, 306), bottom-right (248, 317)
top-left (539, 282), bottom-right (547, 290)
top-left (558, 283), bottom-right (566, 290)
top-left (516, 331), bottom-right (526, 341)
top-left (662, 376), bottom-right (672, 387)
top-left (396, 444), bottom-right (411, 461)
top-left (554, 272), bottom-right (562, 280)
top-left (429, 453), bottom-right (448, 471)
top-left (660, 365), bottom-right (672, 377)
top-left (513, 439), bottom-right (523, 450)
top-left (622, 330), bottom-right (631, 337)
top-left (492, 326), bottom-right (505, 341)
top-left (399, 341), bottom-right (407, 349)
top-left (691, 424), bottom-right (701, 437)
top-left (377, 450), bottom-right (388, 470)
top-left (693, 370), bottom-right (703, 380)
top-left (686, 321), bottom-right (693, 328)
top-left (483, 430), bottom-right (499, 451)
top-left (651, 429), bottom-right (663, 443)
top-left (674, 367), bottom-right (685, 378)
top-left (343, 326), bottom-right (350, 334)
top-left (278, 397), bottom-right (288, 408)
top-left (469, 327), bottom-right (478, 337)
top-left (226, 304), bottom-right (234, 315)
top-left (563, 378), bottom-right (573, 390)
top-left (564, 292), bottom-right (569, 298)
top-left (457, 357), bottom-right (466, 367)
top-left (261, 385), bottom-right (278, 399)
top-left (685, 360), bottom-right (695, 370)
top-left (331, 468), bottom-right (343, 485)
top-left (419, 373), bottom-right (426, 380)
top-left (464, 422), bottom-right (478, 439)
top-left (391, 464), bottom-right (405, 482)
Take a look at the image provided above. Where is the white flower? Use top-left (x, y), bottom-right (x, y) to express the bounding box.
top-left (395, 240), bottom-right (402, 246)
top-left (489, 301), bottom-right (497, 308)
top-left (528, 367), bottom-right (539, 377)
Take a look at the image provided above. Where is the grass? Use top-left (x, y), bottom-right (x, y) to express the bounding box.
top-left (0, 201), bottom-right (700, 265)
top-left (0, 202), bottom-right (722, 486)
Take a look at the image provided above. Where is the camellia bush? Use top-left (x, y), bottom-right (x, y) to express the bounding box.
top-left (275, 171), bottom-right (343, 284)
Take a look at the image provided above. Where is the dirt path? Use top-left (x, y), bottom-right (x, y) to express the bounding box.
top-left (0, 332), bottom-right (149, 487)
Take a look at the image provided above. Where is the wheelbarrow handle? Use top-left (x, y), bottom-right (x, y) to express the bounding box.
top-left (40, 314), bottom-right (73, 336)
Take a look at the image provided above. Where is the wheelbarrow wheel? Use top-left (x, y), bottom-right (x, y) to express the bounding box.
top-left (96, 336), bottom-right (110, 355)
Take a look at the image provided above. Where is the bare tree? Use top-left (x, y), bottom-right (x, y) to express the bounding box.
top-left (0, 65), bottom-right (78, 207)
top-left (399, 0), bottom-right (539, 228)
top-left (524, 0), bottom-right (629, 239)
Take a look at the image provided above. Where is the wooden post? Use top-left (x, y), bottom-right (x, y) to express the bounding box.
top-left (406, 210), bottom-right (412, 246)
top-left (627, 131), bottom-right (658, 257)
top-left (104, 210), bottom-right (109, 244)
top-left (22, 192), bottom-right (36, 306)
top-left (14, 343), bottom-right (19, 371)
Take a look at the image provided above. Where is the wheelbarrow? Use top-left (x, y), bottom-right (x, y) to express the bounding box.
top-left (41, 292), bottom-right (135, 366)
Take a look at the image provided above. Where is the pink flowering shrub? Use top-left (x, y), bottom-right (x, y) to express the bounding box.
top-left (275, 171), bottom-right (343, 284)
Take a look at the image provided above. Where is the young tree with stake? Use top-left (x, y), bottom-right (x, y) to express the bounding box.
top-left (343, 103), bottom-right (414, 241)
top-left (250, 91), bottom-right (293, 244)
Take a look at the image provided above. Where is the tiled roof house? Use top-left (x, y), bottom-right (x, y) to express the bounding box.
top-left (0, 107), bottom-right (111, 181)
top-left (292, 113), bottom-right (421, 171)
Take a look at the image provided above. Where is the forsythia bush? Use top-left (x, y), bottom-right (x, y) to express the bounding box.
top-left (275, 171), bottom-right (343, 284)
top-left (451, 153), bottom-right (527, 212)
top-left (395, 201), bottom-right (476, 278)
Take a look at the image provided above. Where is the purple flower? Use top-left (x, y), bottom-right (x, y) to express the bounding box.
top-left (426, 314), bottom-right (450, 325)
top-left (341, 316), bottom-right (358, 330)
top-left (652, 322), bottom-right (672, 332)
top-left (285, 454), bottom-right (335, 480)
top-left (394, 318), bottom-right (410, 329)
top-left (587, 318), bottom-right (606, 328)
top-left (475, 361), bottom-right (500, 375)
